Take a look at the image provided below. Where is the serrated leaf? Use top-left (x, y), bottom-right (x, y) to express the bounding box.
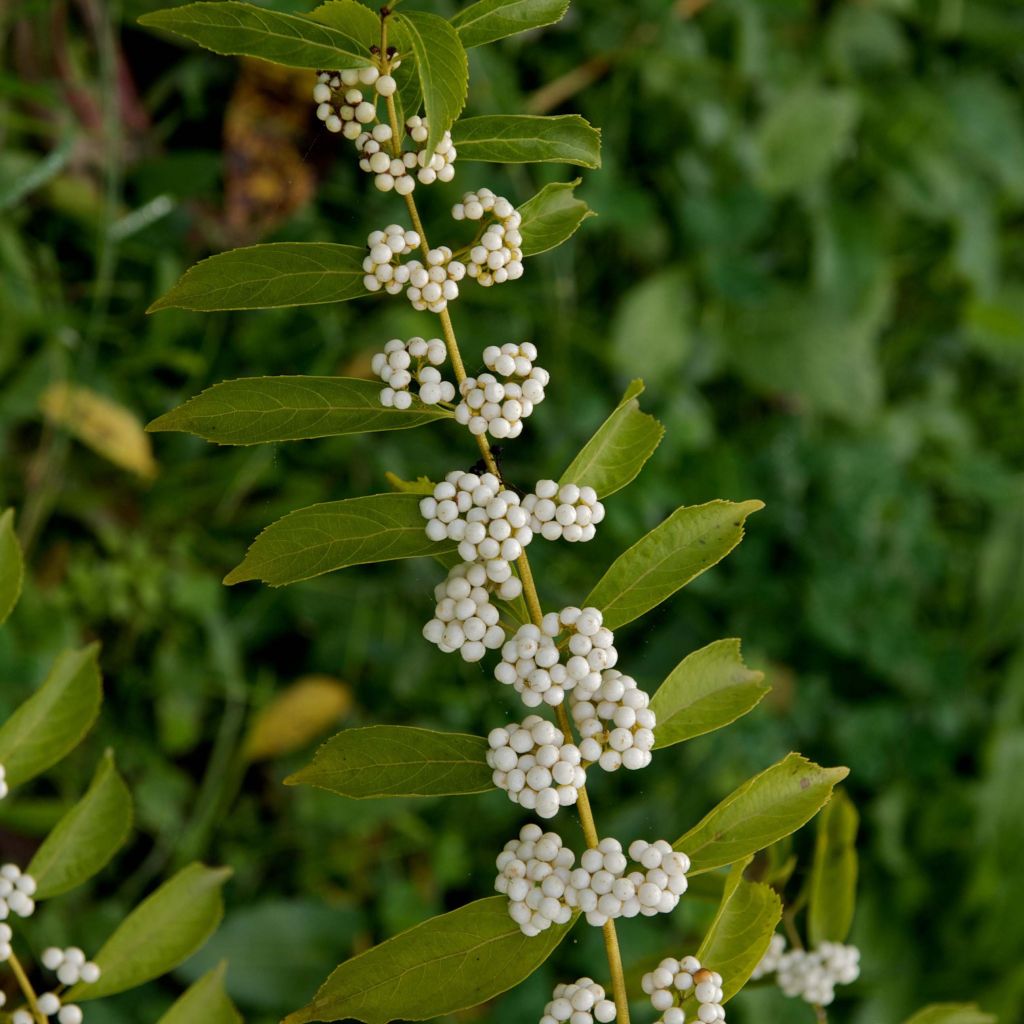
top-left (244, 676), bottom-right (352, 762)
top-left (283, 896), bottom-right (572, 1024)
top-left (138, 2), bottom-right (371, 70)
top-left (148, 243), bottom-right (367, 313)
top-left (0, 508), bottom-right (23, 626)
top-left (901, 1006), bottom-right (998, 1024)
top-left (385, 472), bottom-right (437, 495)
top-left (651, 639), bottom-right (769, 749)
top-left (518, 179), bottom-right (594, 257)
top-left (558, 380), bottom-right (663, 499)
top-left (674, 754), bottom-right (849, 874)
top-left (452, 115), bottom-right (601, 168)
top-left (307, 0), bottom-right (380, 52)
top-left (696, 860), bottom-right (782, 1001)
top-left (28, 750), bottom-right (132, 899)
top-left (147, 377), bottom-right (450, 445)
top-left (67, 863), bottom-right (232, 1002)
top-left (286, 726), bottom-right (493, 798)
top-left (585, 500), bottom-right (764, 631)
top-left (393, 11), bottom-right (467, 153)
top-left (808, 788), bottom-right (859, 946)
top-left (452, 0), bottom-right (569, 48)
top-left (0, 645), bottom-right (102, 788)
top-left (158, 962), bottom-right (242, 1024)
top-left (225, 493), bottom-right (455, 587)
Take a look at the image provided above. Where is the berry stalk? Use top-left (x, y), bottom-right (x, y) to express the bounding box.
top-left (7, 950), bottom-right (48, 1024)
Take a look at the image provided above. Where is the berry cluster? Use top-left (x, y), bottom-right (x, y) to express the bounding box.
top-left (372, 337), bottom-right (455, 409)
top-left (750, 933), bottom-right (785, 980)
top-left (452, 190), bottom-right (524, 286)
top-left (524, 481), bottom-right (605, 543)
top-left (41, 946), bottom-right (102, 987)
top-left (422, 562), bottom-right (509, 662)
top-left (487, 718), bottom-right (585, 818)
top-left (0, 864), bottom-right (36, 919)
top-left (494, 824), bottom-right (574, 936)
top-left (0, 763), bottom-right (7, 799)
top-left (0, 922), bottom-right (10, 961)
top-left (404, 246), bottom-right (466, 313)
top-left (541, 979), bottom-right (617, 1024)
top-left (572, 669), bottom-right (656, 772)
top-left (455, 343), bottom-right (549, 440)
top-left (362, 224), bottom-right (420, 294)
top-left (403, 116), bottom-right (457, 185)
top-left (19, 991), bottom-right (84, 1024)
top-left (642, 956), bottom-right (726, 1024)
top-left (769, 939), bottom-right (861, 1006)
top-left (313, 68), bottom-right (380, 138)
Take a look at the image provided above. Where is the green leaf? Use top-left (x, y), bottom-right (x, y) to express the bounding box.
top-left (650, 639), bottom-right (769, 749)
top-left (307, 0), bottom-right (380, 52)
top-left (225, 493), bottom-right (455, 587)
top-left (67, 863), bottom-right (232, 1002)
top-left (696, 860), bottom-right (782, 1001)
top-left (148, 243), bottom-right (367, 313)
top-left (158, 963), bottom-right (242, 1024)
top-left (393, 11), bottom-right (467, 153)
top-left (518, 179), bottom-right (594, 257)
top-left (585, 500), bottom-right (764, 631)
top-left (674, 753), bottom-right (849, 874)
top-left (286, 726), bottom-right (493, 798)
top-left (283, 896), bottom-right (572, 1024)
top-left (138, 2), bottom-right (371, 69)
top-left (558, 380), bottom-right (664, 499)
top-left (611, 268), bottom-right (692, 383)
top-left (452, 0), bottom-right (569, 48)
top-left (807, 788), bottom-right (859, 946)
top-left (901, 1006), bottom-right (998, 1024)
top-left (452, 115), bottom-right (601, 168)
top-left (147, 377), bottom-right (450, 445)
top-left (0, 645), bottom-right (102, 788)
top-left (28, 750), bottom-right (133, 899)
top-left (0, 507), bottom-right (23, 626)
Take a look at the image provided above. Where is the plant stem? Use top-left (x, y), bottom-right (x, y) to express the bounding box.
top-left (8, 950), bottom-right (48, 1024)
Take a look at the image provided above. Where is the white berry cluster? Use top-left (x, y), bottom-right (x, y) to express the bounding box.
top-left (770, 939), bottom-right (861, 1007)
top-left (452, 189), bottom-right (524, 286)
top-left (404, 246), bottom-right (466, 313)
top-left (455, 343), bottom-right (549, 440)
top-left (41, 946), bottom-right (102, 987)
top-left (422, 562), bottom-right (511, 662)
top-left (524, 481), bottom-right (605, 543)
top-left (372, 337), bottom-right (455, 409)
top-left (0, 762), bottom-right (7, 799)
top-left (362, 224), bottom-right (420, 294)
top-left (313, 68), bottom-right (380, 139)
top-left (0, 864), bottom-right (36, 919)
top-left (354, 119), bottom-right (455, 195)
top-left (540, 978), bottom-right (616, 1024)
top-left (572, 669), bottom-right (656, 772)
top-left (18, 991), bottom-right (85, 1024)
top-left (750, 932), bottom-right (785, 980)
top-left (494, 823), bottom-right (574, 936)
top-left (642, 955), bottom-right (726, 1024)
top-left (487, 717), bottom-right (586, 818)
top-left (0, 922), bottom-right (11, 961)
top-left (403, 116), bottom-right (457, 185)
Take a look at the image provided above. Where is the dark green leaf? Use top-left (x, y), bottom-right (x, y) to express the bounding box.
top-left (518, 179), bottom-right (594, 257)
top-left (0, 507), bottom-right (23, 626)
top-left (901, 1006), bottom-right (998, 1024)
top-left (808, 788), bottom-right (859, 946)
top-left (611, 268), bottom-right (692, 383)
top-left (147, 377), bottom-right (450, 445)
top-left (452, 0), bottom-right (569, 48)
top-left (158, 963), bottom-right (242, 1024)
top-left (308, 0), bottom-right (380, 53)
top-left (452, 115), bottom-right (600, 168)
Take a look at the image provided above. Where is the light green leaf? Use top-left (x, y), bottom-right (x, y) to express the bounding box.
top-left (518, 179), bottom-right (594, 257)
top-left (452, 115), bottom-right (601, 168)
top-left (452, 0), bottom-right (569, 48)
top-left (147, 377), bottom-right (450, 445)
top-left (28, 750), bottom-right (133, 899)
top-left (286, 726), bottom-right (493, 798)
top-left (158, 963), bottom-right (242, 1024)
top-left (675, 754), bottom-right (849, 874)
top-left (559, 380), bottom-right (664, 499)
top-left (138, 2), bottom-right (371, 69)
top-left (808, 788), bottom-right (859, 946)
top-left (283, 896), bottom-right (572, 1024)
top-left (0, 507), bottom-right (23, 626)
top-left (901, 1006), bottom-right (998, 1024)
top-left (393, 11), bottom-right (467, 153)
top-left (225, 493), bottom-right (455, 587)
top-left (0, 645), bottom-right (102, 788)
top-left (67, 863), bottom-right (232, 1002)
top-left (148, 243), bottom-right (367, 313)
top-left (611, 268), bottom-right (692, 383)
top-left (651, 639), bottom-right (769, 749)
top-left (696, 860), bottom-right (782, 1001)
top-left (585, 500), bottom-right (764, 631)
top-left (308, 0), bottom-right (380, 52)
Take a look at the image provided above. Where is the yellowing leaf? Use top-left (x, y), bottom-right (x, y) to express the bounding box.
top-left (40, 383), bottom-right (157, 480)
top-left (244, 676), bottom-right (352, 762)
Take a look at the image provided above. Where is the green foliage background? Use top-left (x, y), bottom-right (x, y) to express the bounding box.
top-left (2, 0), bottom-right (1023, 1021)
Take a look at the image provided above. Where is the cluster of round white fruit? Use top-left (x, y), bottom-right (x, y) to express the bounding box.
top-left (354, 120), bottom-right (456, 195)
top-left (642, 955), bottom-right (727, 1024)
top-left (0, 763), bottom-right (7, 799)
top-left (372, 337), bottom-right (455, 409)
top-left (15, 992), bottom-right (85, 1024)
top-left (524, 481), bottom-right (605, 543)
top-left (540, 978), bottom-right (617, 1024)
top-left (494, 824), bottom-right (575, 937)
top-left (487, 718), bottom-right (586, 818)
top-left (452, 189), bottom-right (524, 287)
top-left (572, 669), bottom-right (656, 772)
top-left (313, 68), bottom-right (381, 139)
top-left (363, 227), bottom-right (467, 314)
top-left (362, 224), bottom-right (420, 294)
top-left (749, 932), bottom-right (785, 980)
top-left (763, 937), bottom-right (860, 1007)
top-left (422, 562), bottom-right (512, 662)
top-left (0, 864), bottom-right (36, 919)
top-left (41, 946), bottom-right (102, 987)
top-left (454, 343), bottom-right (549, 440)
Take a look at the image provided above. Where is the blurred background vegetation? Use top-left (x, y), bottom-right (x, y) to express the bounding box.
top-left (2, 0), bottom-right (1023, 1021)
